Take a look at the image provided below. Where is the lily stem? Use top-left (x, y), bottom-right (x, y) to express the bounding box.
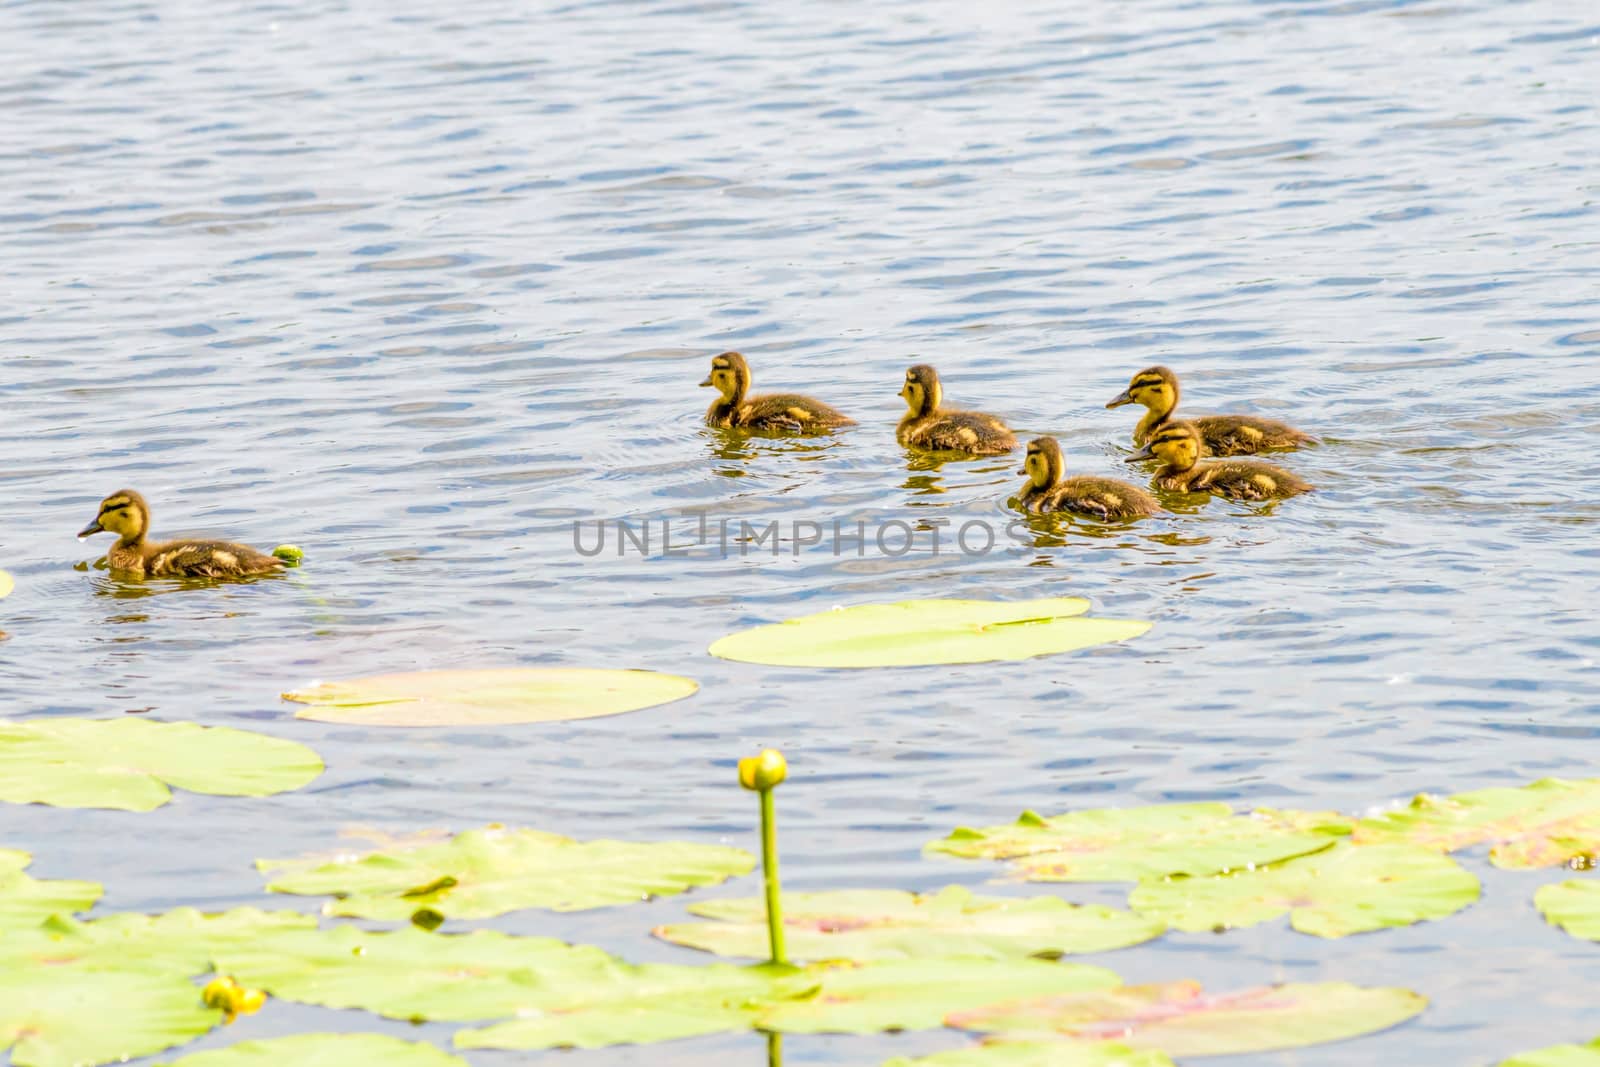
top-left (760, 785), bottom-right (786, 965)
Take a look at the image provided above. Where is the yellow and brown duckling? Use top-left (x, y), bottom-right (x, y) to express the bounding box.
top-left (1017, 436), bottom-right (1161, 520)
top-left (896, 364), bottom-right (1016, 456)
top-left (1107, 365), bottom-right (1316, 456)
top-left (1129, 422), bottom-right (1312, 501)
top-left (700, 351), bottom-right (853, 433)
top-left (78, 489), bottom-right (288, 579)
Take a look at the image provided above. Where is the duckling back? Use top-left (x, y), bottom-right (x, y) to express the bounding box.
top-left (1160, 458), bottom-right (1313, 501)
top-left (897, 410), bottom-right (1016, 455)
top-left (139, 539), bottom-right (287, 579)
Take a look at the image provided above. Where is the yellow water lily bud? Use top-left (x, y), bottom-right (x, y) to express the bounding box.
top-left (738, 748), bottom-right (788, 791)
top-left (235, 987), bottom-right (267, 1015)
top-left (201, 976), bottom-right (240, 1009)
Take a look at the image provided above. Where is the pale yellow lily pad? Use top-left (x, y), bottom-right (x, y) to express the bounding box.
top-left (282, 668), bottom-right (698, 727)
top-left (0, 571), bottom-right (13, 599)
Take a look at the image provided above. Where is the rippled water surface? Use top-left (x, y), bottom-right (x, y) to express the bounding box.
top-left (3, 0), bottom-right (1600, 1063)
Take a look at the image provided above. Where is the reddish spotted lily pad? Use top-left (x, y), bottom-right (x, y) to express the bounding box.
top-left (1353, 778), bottom-right (1600, 869)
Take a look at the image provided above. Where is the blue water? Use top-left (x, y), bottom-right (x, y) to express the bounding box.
top-left (2, 0), bottom-right (1598, 1063)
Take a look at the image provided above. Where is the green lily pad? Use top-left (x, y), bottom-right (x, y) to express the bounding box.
top-left (459, 957), bottom-right (1121, 1050)
top-left (884, 1043), bottom-right (1174, 1067)
top-left (0, 967), bottom-right (218, 1067)
top-left (282, 668), bottom-right (698, 726)
top-left (655, 885), bottom-right (1164, 961)
top-left (927, 803), bottom-right (1349, 882)
top-left (1353, 778), bottom-right (1600, 868)
top-left (160, 1034), bottom-right (468, 1067)
top-left (259, 826), bottom-right (754, 919)
top-left (1128, 843), bottom-right (1479, 938)
top-left (946, 980), bottom-right (1426, 1056)
top-left (1535, 880), bottom-right (1600, 941)
top-left (0, 718), bottom-right (324, 812)
top-left (0, 850), bottom-right (101, 931)
top-left (708, 598), bottom-right (1150, 668)
top-left (0, 908), bottom-right (316, 973)
top-left (1500, 1037), bottom-right (1600, 1066)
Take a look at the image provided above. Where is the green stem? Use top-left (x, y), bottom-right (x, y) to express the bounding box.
top-left (766, 1030), bottom-right (783, 1067)
top-left (759, 786), bottom-right (786, 965)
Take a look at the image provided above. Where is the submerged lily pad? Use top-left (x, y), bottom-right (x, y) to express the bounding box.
top-left (1353, 778), bottom-right (1600, 868)
top-left (946, 980), bottom-right (1426, 1056)
top-left (708, 598), bottom-right (1150, 668)
top-left (656, 885), bottom-right (1164, 961)
top-left (259, 826), bottom-right (753, 919)
top-left (927, 803), bottom-right (1349, 882)
top-left (884, 1043), bottom-right (1174, 1067)
top-left (282, 667), bottom-right (698, 726)
top-left (1500, 1037), bottom-right (1600, 1067)
top-left (161, 1034), bottom-right (468, 1067)
top-left (0, 967), bottom-right (218, 1067)
top-left (0, 850), bottom-right (101, 931)
top-left (0, 718), bottom-right (323, 812)
top-left (0, 908), bottom-right (316, 973)
top-left (1128, 843), bottom-right (1479, 938)
top-left (1535, 880), bottom-right (1600, 941)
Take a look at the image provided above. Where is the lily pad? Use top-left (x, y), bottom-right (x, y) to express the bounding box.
top-left (1535, 880), bottom-right (1600, 941)
top-left (0, 570), bottom-right (12, 599)
top-left (259, 826), bottom-right (753, 919)
top-left (1128, 843), bottom-right (1479, 938)
top-left (0, 908), bottom-right (316, 973)
top-left (160, 1034), bottom-right (469, 1067)
top-left (1500, 1038), bottom-right (1600, 1066)
top-left (927, 803), bottom-right (1349, 882)
top-left (282, 667), bottom-right (698, 726)
top-left (708, 598), bottom-right (1150, 668)
top-left (656, 885), bottom-right (1164, 961)
top-left (946, 980), bottom-right (1426, 1056)
top-left (0, 967), bottom-right (218, 1067)
top-left (0, 718), bottom-right (323, 812)
top-left (884, 1043), bottom-right (1174, 1067)
top-left (1353, 778), bottom-right (1600, 868)
top-left (0, 850), bottom-right (101, 931)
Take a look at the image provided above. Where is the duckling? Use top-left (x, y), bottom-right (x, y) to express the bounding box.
top-left (896, 364), bottom-right (1016, 456)
top-left (700, 351), bottom-right (853, 433)
top-left (77, 490), bottom-right (288, 579)
top-left (1017, 436), bottom-right (1162, 520)
top-left (1129, 422), bottom-right (1312, 501)
top-left (1106, 365), bottom-right (1316, 456)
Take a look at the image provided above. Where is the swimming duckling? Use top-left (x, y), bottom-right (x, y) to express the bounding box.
top-left (700, 351), bottom-right (853, 433)
top-left (896, 364), bottom-right (1016, 456)
top-left (78, 490), bottom-right (288, 579)
top-left (1129, 422), bottom-right (1312, 501)
top-left (1106, 365), bottom-right (1316, 456)
top-left (1017, 436), bottom-right (1161, 520)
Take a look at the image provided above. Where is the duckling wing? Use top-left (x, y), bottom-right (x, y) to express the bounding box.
top-left (913, 411), bottom-right (1016, 454)
top-left (1052, 477), bottom-right (1160, 519)
top-left (1203, 461), bottom-right (1310, 500)
top-left (1194, 415), bottom-right (1315, 456)
top-left (146, 539), bottom-right (285, 578)
top-left (736, 393), bottom-right (853, 432)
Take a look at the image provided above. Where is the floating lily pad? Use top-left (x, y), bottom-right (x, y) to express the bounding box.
top-left (160, 1034), bottom-right (468, 1067)
top-left (0, 850), bottom-right (101, 931)
top-left (656, 885), bottom-right (1163, 961)
top-left (0, 570), bottom-right (12, 599)
top-left (0, 967), bottom-right (218, 1067)
top-left (1353, 778), bottom-right (1600, 868)
top-left (282, 668), bottom-right (698, 726)
top-left (459, 957), bottom-right (1121, 1050)
top-left (259, 826), bottom-right (753, 919)
top-left (946, 980), bottom-right (1426, 1056)
top-left (1500, 1037), bottom-right (1600, 1067)
top-left (708, 598), bottom-right (1150, 668)
top-left (927, 803), bottom-right (1349, 882)
top-left (0, 718), bottom-right (324, 812)
top-left (1128, 843), bottom-right (1479, 938)
top-left (884, 1042), bottom-right (1174, 1067)
top-left (0, 908), bottom-right (316, 973)
top-left (1535, 880), bottom-right (1600, 941)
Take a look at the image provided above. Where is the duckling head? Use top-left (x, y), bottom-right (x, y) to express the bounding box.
top-left (79, 489), bottom-right (150, 545)
top-left (899, 364), bottom-right (942, 417)
top-left (1128, 421), bottom-right (1201, 469)
top-left (1107, 365), bottom-right (1178, 415)
top-left (1020, 436), bottom-right (1064, 489)
top-left (699, 351), bottom-right (750, 403)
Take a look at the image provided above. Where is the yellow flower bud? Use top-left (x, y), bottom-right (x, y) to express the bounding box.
top-left (201, 976), bottom-right (239, 1010)
top-left (738, 748), bottom-right (788, 791)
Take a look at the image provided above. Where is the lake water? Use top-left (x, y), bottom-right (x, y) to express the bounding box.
top-left (2, 0), bottom-right (1599, 1063)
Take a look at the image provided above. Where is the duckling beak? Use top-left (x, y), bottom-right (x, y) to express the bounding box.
top-left (1124, 444), bottom-right (1155, 463)
top-left (1017, 466), bottom-right (1028, 475)
top-left (1105, 389), bottom-right (1134, 409)
top-left (898, 386), bottom-right (911, 399)
top-left (698, 375), bottom-right (713, 388)
top-left (77, 518), bottom-right (103, 537)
